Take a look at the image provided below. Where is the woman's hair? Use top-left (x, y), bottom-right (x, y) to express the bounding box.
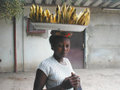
top-left (49, 35), bottom-right (70, 49)
top-left (49, 30), bottom-right (72, 49)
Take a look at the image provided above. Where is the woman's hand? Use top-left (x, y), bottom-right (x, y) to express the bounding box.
top-left (71, 72), bottom-right (81, 88)
top-left (60, 73), bottom-right (81, 89)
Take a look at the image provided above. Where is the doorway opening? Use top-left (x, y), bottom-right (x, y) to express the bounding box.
top-left (67, 31), bottom-right (85, 69)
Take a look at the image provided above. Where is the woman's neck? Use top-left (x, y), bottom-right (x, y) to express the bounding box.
top-left (53, 54), bottom-right (63, 63)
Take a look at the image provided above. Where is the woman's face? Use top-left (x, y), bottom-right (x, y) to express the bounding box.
top-left (53, 38), bottom-right (70, 58)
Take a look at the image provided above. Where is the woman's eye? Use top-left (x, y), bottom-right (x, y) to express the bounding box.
top-left (58, 44), bottom-right (63, 48)
top-left (66, 45), bottom-right (69, 48)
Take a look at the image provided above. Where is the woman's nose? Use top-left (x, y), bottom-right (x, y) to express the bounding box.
top-left (63, 46), bottom-right (67, 51)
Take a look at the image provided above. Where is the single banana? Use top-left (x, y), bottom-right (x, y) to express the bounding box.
top-left (69, 9), bottom-right (77, 24)
top-left (62, 3), bottom-right (67, 23)
top-left (32, 4), bottom-right (36, 21)
top-left (84, 9), bottom-right (90, 25)
top-left (56, 5), bottom-right (61, 15)
top-left (49, 14), bottom-right (54, 23)
top-left (42, 10), bottom-right (47, 22)
top-left (76, 11), bottom-right (84, 24)
top-left (45, 9), bottom-right (50, 22)
top-left (39, 6), bottom-right (43, 22)
top-left (66, 6), bottom-right (71, 24)
top-left (85, 14), bottom-right (90, 25)
top-left (29, 6), bottom-right (33, 21)
top-left (36, 5), bottom-right (39, 22)
top-left (56, 5), bottom-right (61, 23)
top-left (80, 8), bottom-right (90, 25)
top-left (45, 9), bottom-right (51, 18)
top-left (77, 8), bottom-right (88, 25)
top-left (53, 14), bottom-right (56, 23)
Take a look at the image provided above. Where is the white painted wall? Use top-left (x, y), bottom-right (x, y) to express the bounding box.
top-left (1, 6), bottom-right (120, 72)
top-left (86, 8), bottom-right (120, 68)
top-left (0, 19), bottom-right (14, 72)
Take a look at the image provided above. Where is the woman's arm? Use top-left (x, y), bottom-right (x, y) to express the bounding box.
top-left (33, 69), bottom-right (65, 90)
top-left (33, 69), bottom-right (48, 90)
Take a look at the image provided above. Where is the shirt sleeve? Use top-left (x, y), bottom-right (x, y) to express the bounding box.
top-left (38, 61), bottom-right (50, 77)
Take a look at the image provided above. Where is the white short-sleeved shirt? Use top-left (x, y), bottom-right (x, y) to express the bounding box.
top-left (38, 56), bottom-right (75, 90)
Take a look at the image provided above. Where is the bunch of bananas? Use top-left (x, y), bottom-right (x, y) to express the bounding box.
top-left (29, 3), bottom-right (90, 25)
top-left (29, 4), bottom-right (51, 22)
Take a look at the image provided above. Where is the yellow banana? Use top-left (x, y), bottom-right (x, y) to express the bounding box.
top-left (53, 14), bottom-right (56, 23)
top-left (42, 10), bottom-right (47, 22)
top-left (69, 9), bottom-right (77, 24)
top-left (84, 9), bottom-right (90, 25)
top-left (80, 8), bottom-right (90, 25)
top-left (56, 5), bottom-right (61, 14)
top-left (36, 5), bottom-right (39, 22)
top-left (66, 6), bottom-right (71, 24)
top-left (76, 11), bottom-right (84, 24)
top-left (62, 3), bottom-right (67, 23)
top-left (45, 9), bottom-right (51, 18)
top-left (32, 4), bottom-right (36, 21)
top-left (49, 14), bottom-right (54, 23)
top-left (60, 11), bottom-right (64, 24)
top-left (29, 6), bottom-right (33, 21)
top-left (77, 8), bottom-right (88, 25)
top-left (39, 6), bottom-right (43, 22)
top-left (45, 9), bottom-right (51, 22)
top-left (85, 14), bottom-right (90, 25)
top-left (56, 5), bottom-right (61, 23)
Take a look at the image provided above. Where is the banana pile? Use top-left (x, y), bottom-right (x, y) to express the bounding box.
top-left (29, 3), bottom-right (90, 25)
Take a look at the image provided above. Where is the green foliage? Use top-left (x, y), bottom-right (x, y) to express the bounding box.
top-left (0, 0), bottom-right (24, 20)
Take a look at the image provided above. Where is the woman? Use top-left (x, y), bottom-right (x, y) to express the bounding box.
top-left (33, 30), bottom-right (82, 90)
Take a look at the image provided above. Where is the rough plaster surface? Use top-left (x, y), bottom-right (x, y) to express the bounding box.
top-left (0, 19), bottom-right (14, 72)
top-left (86, 8), bottom-right (120, 68)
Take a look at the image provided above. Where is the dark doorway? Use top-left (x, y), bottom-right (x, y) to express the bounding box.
top-left (67, 31), bottom-right (85, 69)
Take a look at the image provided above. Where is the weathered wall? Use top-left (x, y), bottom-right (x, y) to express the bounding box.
top-left (0, 19), bottom-right (14, 72)
top-left (1, 6), bottom-right (120, 72)
top-left (85, 8), bottom-right (120, 68)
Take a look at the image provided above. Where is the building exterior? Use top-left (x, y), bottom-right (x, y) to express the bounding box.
top-left (0, 0), bottom-right (120, 72)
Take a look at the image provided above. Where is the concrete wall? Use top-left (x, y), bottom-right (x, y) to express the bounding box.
top-left (0, 19), bottom-right (14, 72)
top-left (85, 8), bottom-right (120, 68)
top-left (1, 6), bottom-right (120, 72)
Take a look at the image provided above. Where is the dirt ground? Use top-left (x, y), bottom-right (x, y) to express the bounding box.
top-left (0, 69), bottom-right (120, 90)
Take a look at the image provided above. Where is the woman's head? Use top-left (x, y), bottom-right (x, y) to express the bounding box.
top-left (49, 31), bottom-right (72, 58)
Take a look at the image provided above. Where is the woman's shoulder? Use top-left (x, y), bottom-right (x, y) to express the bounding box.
top-left (38, 56), bottom-right (53, 77)
top-left (40, 56), bottom-right (53, 65)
